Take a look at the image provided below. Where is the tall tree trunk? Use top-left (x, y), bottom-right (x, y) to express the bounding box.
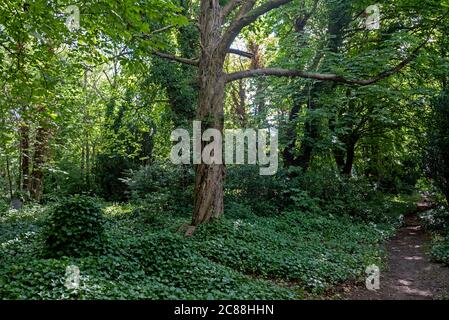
top-left (282, 99), bottom-right (302, 168)
top-left (19, 121), bottom-right (30, 196)
top-left (342, 141), bottom-right (355, 176)
top-left (248, 40), bottom-right (266, 117)
top-left (86, 138), bottom-right (90, 187)
top-left (5, 154), bottom-right (13, 201)
top-left (192, 0), bottom-right (226, 226)
top-left (285, 82), bottom-right (325, 171)
top-left (295, 113), bottom-right (319, 171)
top-left (283, 0), bottom-right (351, 171)
top-left (81, 144), bottom-right (85, 179)
top-left (30, 109), bottom-right (53, 202)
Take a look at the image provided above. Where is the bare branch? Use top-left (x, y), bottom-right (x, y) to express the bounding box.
top-left (102, 70), bottom-right (114, 88)
top-left (228, 48), bottom-right (254, 59)
top-left (151, 51), bottom-right (199, 66)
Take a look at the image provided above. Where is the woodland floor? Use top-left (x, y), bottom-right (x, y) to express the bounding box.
top-left (343, 214), bottom-right (449, 300)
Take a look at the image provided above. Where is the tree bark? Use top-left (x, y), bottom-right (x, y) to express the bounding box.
top-left (192, 0), bottom-right (227, 226)
top-left (30, 108), bottom-right (53, 202)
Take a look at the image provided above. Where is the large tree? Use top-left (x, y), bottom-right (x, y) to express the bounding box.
top-left (153, 0), bottom-right (438, 227)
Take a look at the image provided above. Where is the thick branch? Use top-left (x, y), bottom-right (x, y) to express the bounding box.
top-left (151, 51), bottom-right (199, 66)
top-left (227, 40), bottom-right (428, 85)
top-left (221, 0), bottom-right (292, 50)
top-left (228, 48), bottom-right (254, 59)
top-left (227, 68), bottom-right (349, 83)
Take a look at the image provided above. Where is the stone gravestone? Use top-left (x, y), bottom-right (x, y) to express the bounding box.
top-left (10, 198), bottom-right (22, 210)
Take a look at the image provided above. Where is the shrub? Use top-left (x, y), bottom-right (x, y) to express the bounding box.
top-left (0, 198), bottom-right (9, 215)
top-left (43, 160), bottom-right (91, 200)
top-left (131, 199), bottom-right (168, 226)
top-left (225, 165), bottom-right (288, 216)
top-left (426, 88), bottom-right (449, 204)
top-left (125, 161), bottom-right (193, 215)
top-left (42, 195), bottom-right (106, 257)
top-left (94, 154), bottom-right (134, 201)
top-left (420, 205), bottom-right (449, 232)
top-left (431, 232), bottom-right (449, 266)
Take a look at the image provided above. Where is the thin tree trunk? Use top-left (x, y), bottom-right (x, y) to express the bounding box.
top-left (284, 1), bottom-right (351, 171)
top-left (282, 100), bottom-right (302, 168)
top-left (293, 83), bottom-right (324, 171)
top-left (81, 144), bottom-right (85, 179)
top-left (30, 108), bottom-right (53, 202)
top-left (231, 79), bottom-right (247, 126)
top-left (334, 148), bottom-right (346, 172)
top-left (19, 122), bottom-right (30, 196)
top-left (86, 138), bottom-right (90, 187)
top-left (5, 154), bottom-right (13, 201)
top-left (342, 142), bottom-right (355, 176)
top-left (248, 40), bottom-right (266, 117)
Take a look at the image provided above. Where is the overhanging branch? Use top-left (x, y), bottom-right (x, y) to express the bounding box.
top-left (227, 68), bottom-right (349, 83)
top-left (226, 39), bottom-right (429, 85)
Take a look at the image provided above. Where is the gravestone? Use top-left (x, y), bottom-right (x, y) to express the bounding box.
top-left (184, 226), bottom-right (196, 237)
top-left (10, 198), bottom-right (22, 210)
top-left (176, 223), bottom-right (197, 237)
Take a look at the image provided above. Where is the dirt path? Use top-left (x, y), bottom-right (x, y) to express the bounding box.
top-left (345, 214), bottom-right (449, 300)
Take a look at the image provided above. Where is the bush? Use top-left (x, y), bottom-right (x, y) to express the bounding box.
top-left (125, 161), bottom-right (193, 216)
top-left (43, 160), bottom-right (91, 199)
top-left (225, 165), bottom-right (288, 216)
top-left (0, 198), bottom-right (9, 214)
top-left (42, 195), bottom-right (106, 257)
top-left (131, 199), bottom-right (169, 226)
top-left (420, 205), bottom-right (449, 232)
top-left (426, 88), bottom-right (449, 204)
top-left (431, 231), bottom-right (449, 266)
top-left (94, 155), bottom-right (134, 201)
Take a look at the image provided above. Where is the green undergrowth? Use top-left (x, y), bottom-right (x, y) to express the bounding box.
top-left (0, 196), bottom-right (414, 300)
top-left (420, 203), bottom-right (449, 265)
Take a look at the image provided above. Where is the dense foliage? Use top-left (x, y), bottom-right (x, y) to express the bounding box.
top-left (42, 195), bottom-right (106, 258)
top-left (0, 193), bottom-right (414, 299)
top-left (1, 0), bottom-right (449, 300)
top-left (426, 89), bottom-right (449, 204)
